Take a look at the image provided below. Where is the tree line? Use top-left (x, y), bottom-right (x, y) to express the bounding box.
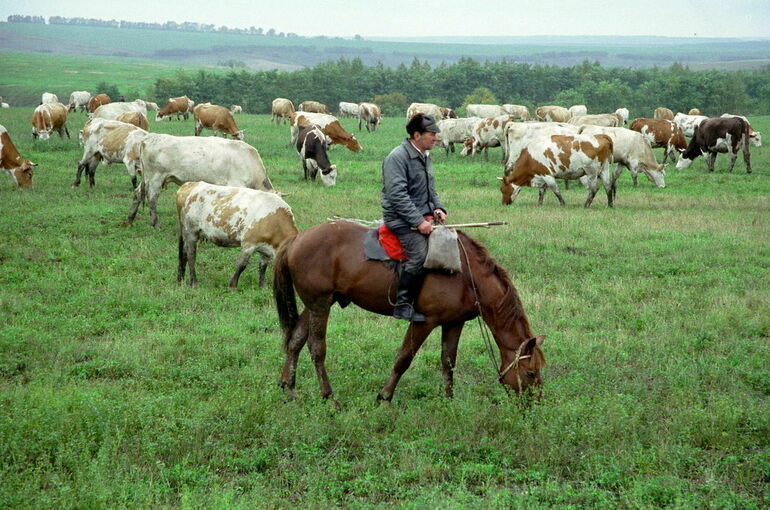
top-left (149, 57), bottom-right (770, 118)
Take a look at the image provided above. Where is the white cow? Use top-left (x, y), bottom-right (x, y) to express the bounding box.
top-left (176, 181), bottom-right (298, 288)
top-left (75, 118), bottom-right (148, 188)
top-left (674, 113), bottom-right (708, 137)
top-left (358, 102), bottom-right (382, 132)
top-left (127, 135), bottom-right (276, 228)
top-left (568, 113), bottom-right (623, 128)
top-left (435, 117), bottom-right (481, 155)
top-left (91, 100), bottom-right (148, 121)
top-left (145, 101), bottom-right (159, 111)
top-left (406, 102), bottom-right (444, 120)
top-left (42, 92), bottom-right (58, 104)
top-left (465, 104), bottom-right (506, 118)
top-left (68, 91), bottom-right (91, 112)
top-left (230, 105), bottom-right (243, 114)
top-left (615, 108), bottom-right (630, 125)
top-left (338, 102), bottom-right (361, 118)
top-left (502, 104), bottom-right (531, 120)
top-left (1, 103), bottom-right (8, 109)
top-left (568, 105), bottom-right (588, 117)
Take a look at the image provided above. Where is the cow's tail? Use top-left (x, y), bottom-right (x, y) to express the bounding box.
top-left (273, 235), bottom-right (299, 351)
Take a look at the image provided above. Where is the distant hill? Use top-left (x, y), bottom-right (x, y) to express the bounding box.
top-left (2, 22), bottom-right (770, 71)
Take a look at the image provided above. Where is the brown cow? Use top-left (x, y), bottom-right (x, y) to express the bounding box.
top-left (272, 98), bottom-right (295, 124)
top-left (688, 108), bottom-right (701, 115)
top-left (116, 111), bottom-right (149, 130)
top-left (629, 118), bottom-right (687, 164)
top-left (1, 125), bottom-right (36, 188)
top-left (193, 103), bottom-right (243, 140)
top-left (31, 103), bottom-right (70, 140)
top-left (156, 96), bottom-right (195, 121)
top-left (653, 107), bottom-right (674, 121)
top-left (88, 94), bottom-right (111, 113)
top-left (299, 100), bottom-right (330, 114)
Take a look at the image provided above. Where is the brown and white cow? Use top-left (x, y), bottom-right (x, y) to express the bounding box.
top-left (436, 117), bottom-right (481, 155)
top-left (88, 94), bottom-right (111, 113)
top-left (272, 98), bottom-right (295, 124)
top-left (439, 107), bottom-right (458, 119)
top-left (568, 113), bottom-right (623, 128)
top-left (31, 103), bottom-right (70, 140)
top-left (298, 100), bottom-right (330, 114)
top-left (461, 115), bottom-right (517, 159)
top-left (68, 91), bottom-right (91, 112)
top-left (193, 103), bottom-right (244, 140)
top-left (499, 133), bottom-right (614, 207)
top-left (176, 181), bottom-right (298, 288)
top-left (91, 100), bottom-right (148, 121)
top-left (230, 105), bottom-right (242, 114)
top-left (115, 111), bottom-right (149, 131)
top-left (358, 102), bottom-right (382, 132)
top-left (688, 108), bottom-right (701, 115)
top-left (296, 124), bottom-right (337, 186)
top-left (653, 107), bottom-right (674, 121)
top-left (75, 118), bottom-right (147, 188)
top-left (291, 112), bottom-right (362, 152)
top-left (338, 102), bottom-right (361, 118)
top-left (674, 113), bottom-right (708, 138)
top-left (629, 118), bottom-right (687, 164)
top-left (1, 124), bottom-right (36, 188)
top-left (156, 96), bottom-right (195, 121)
top-left (615, 108), bottom-right (629, 125)
top-left (502, 104), bottom-right (531, 120)
top-left (502, 121), bottom-right (579, 171)
top-left (406, 102), bottom-right (444, 120)
top-left (676, 117), bottom-right (752, 173)
top-left (721, 114), bottom-right (762, 147)
top-left (535, 105), bottom-right (571, 122)
top-left (466, 104), bottom-right (506, 118)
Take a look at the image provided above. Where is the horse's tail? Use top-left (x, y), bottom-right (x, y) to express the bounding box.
top-left (273, 234), bottom-right (299, 351)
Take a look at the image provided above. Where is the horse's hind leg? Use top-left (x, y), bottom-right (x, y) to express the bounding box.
top-left (306, 308), bottom-right (334, 399)
top-left (441, 323), bottom-right (464, 398)
top-left (280, 309), bottom-right (310, 398)
top-left (378, 322), bottom-right (435, 401)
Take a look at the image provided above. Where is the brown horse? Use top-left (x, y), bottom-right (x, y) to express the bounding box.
top-left (273, 220), bottom-right (546, 401)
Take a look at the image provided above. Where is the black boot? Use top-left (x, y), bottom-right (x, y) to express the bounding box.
top-left (393, 270), bottom-right (425, 322)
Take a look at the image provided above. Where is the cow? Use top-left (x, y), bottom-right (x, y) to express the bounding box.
top-left (654, 107), bottom-right (675, 121)
top-left (676, 117), bottom-right (752, 173)
top-left (568, 105), bottom-right (587, 117)
top-left (358, 102), bottom-right (382, 132)
top-left (502, 104), bottom-right (531, 120)
top-left (145, 101), bottom-right (159, 111)
top-left (535, 105), bottom-right (571, 122)
top-left (466, 104), bottom-right (506, 118)
top-left (230, 105), bottom-right (242, 114)
top-left (688, 108), bottom-right (701, 115)
top-left (579, 125), bottom-right (666, 189)
top-left (91, 100), bottom-right (148, 121)
top-left (156, 96), bottom-right (195, 121)
top-left (338, 102), bottom-right (360, 118)
top-left (1, 103), bottom-right (8, 108)
top-left (298, 101), bottom-right (330, 114)
top-left (42, 92), bottom-right (58, 104)
top-left (568, 113), bottom-right (623, 128)
top-left (68, 91), bottom-right (91, 112)
top-left (127, 135), bottom-right (277, 227)
top-left (461, 115), bottom-right (517, 159)
top-left (629, 118), bottom-right (687, 164)
top-left (176, 181), bottom-right (298, 288)
top-left (721, 114), bottom-right (762, 147)
top-left (406, 102), bottom-right (444, 120)
top-left (115, 111), bottom-right (149, 130)
top-left (88, 94), bottom-right (111, 113)
top-left (502, 121), bottom-right (579, 171)
top-left (31, 103), bottom-right (70, 140)
top-left (295, 124), bottom-right (337, 186)
top-left (272, 98), bottom-right (295, 124)
top-left (75, 118), bottom-right (147, 188)
top-left (291, 112), bottom-right (362, 152)
top-left (439, 107), bottom-right (458, 119)
top-left (615, 108), bottom-right (630, 125)
top-left (498, 133), bottom-right (614, 208)
top-left (674, 113), bottom-right (708, 137)
top-left (436, 117), bottom-right (481, 155)
top-left (1, 124), bottom-right (36, 189)
top-left (193, 103), bottom-right (244, 140)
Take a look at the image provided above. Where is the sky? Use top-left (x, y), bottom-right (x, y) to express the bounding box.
top-left (1, 0), bottom-right (769, 39)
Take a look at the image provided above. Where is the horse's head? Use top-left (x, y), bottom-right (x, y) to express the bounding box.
top-left (499, 335), bottom-right (546, 394)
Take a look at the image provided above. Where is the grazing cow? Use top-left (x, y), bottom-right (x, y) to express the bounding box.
top-left (42, 92), bottom-right (58, 104)
top-left (406, 102), bottom-right (444, 120)
top-left (499, 133), bottom-right (614, 207)
top-left (436, 117), bottom-right (481, 155)
top-left (291, 112), bottom-right (362, 152)
top-left (91, 100), bottom-right (148, 121)
top-left (502, 104), bottom-right (531, 120)
top-left (31, 103), bottom-right (70, 140)
top-left (145, 101), bottom-right (159, 111)
top-left (68, 91), bottom-right (91, 112)
top-left (688, 108), bottom-right (701, 115)
top-left (568, 113), bottom-right (623, 128)
top-left (580, 125), bottom-right (666, 188)
top-left (439, 107), bottom-right (458, 119)
top-left (1, 124), bottom-right (36, 188)
top-left (466, 104), bottom-right (506, 118)
top-left (674, 113), bottom-right (708, 137)
top-left (654, 107), bottom-right (674, 121)
top-left (295, 124), bottom-right (337, 186)
top-left (338, 102), bottom-right (360, 118)
top-left (721, 114), bottom-right (762, 146)
top-left (193, 103), bottom-right (244, 140)
top-left (629, 118), bottom-right (687, 164)
top-left (535, 105), bottom-right (571, 122)
top-left (461, 115), bottom-right (517, 159)
top-left (230, 105), bottom-right (242, 114)
top-left (615, 108), bottom-right (629, 125)
top-left (568, 104), bottom-right (588, 117)
top-left (156, 96), bottom-right (195, 121)
top-left (75, 119), bottom-right (147, 188)
top-left (1, 103), bottom-right (8, 108)
top-left (676, 117), bottom-right (752, 173)
top-left (358, 102), bottom-right (382, 132)
top-left (88, 94), bottom-right (111, 113)
top-left (298, 101), bottom-right (330, 114)
top-left (176, 181), bottom-right (298, 288)
top-left (502, 121), bottom-right (578, 171)
top-left (272, 98), bottom-right (295, 124)
top-left (115, 111), bottom-right (149, 130)
top-left (127, 135), bottom-right (276, 227)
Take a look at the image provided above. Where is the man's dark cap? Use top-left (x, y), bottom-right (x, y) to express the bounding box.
top-left (406, 113), bottom-right (441, 135)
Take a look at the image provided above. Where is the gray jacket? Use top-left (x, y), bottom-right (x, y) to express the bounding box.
top-left (381, 138), bottom-right (445, 230)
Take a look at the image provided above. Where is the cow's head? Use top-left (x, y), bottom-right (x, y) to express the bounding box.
top-left (234, 130), bottom-right (245, 141)
top-left (497, 175), bottom-right (520, 205)
top-left (344, 135), bottom-right (362, 152)
top-left (642, 163), bottom-right (666, 188)
top-left (749, 130), bottom-right (762, 147)
top-left (320, 164), bottom-right (338, 187)
top-left (675, 155), bottom-right (694, 170)
top-left (9, 160), bottom-right (36, 189)
top-left (460, 138), bottom-right (474, 156)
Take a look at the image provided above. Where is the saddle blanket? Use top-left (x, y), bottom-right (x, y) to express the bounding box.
top-left (364, 224), bottom-right (407, 261)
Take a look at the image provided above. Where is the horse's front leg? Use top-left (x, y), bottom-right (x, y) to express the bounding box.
top-left (378, 322), bottom-right (436, 401)
top-left (441, 322), bottom-right (464, 398)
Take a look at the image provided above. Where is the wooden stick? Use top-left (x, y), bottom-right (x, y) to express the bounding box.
top-left (413, 221), bottom-right (508, 230)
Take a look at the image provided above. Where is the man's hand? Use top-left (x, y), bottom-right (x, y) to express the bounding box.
top-left (433, 209), bottom-right (447, 223)
top-left (417, 219), bottom-right (434, 235)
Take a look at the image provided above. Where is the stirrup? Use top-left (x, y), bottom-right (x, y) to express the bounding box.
top-left (393, 303), bottom-right (425, 322)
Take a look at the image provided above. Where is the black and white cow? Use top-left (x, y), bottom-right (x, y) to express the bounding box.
top-left (676, 117), bottom-right (752, 173)
top-left (295, 124), bottom-right (337, 186)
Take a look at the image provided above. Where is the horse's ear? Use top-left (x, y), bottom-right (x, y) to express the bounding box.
top-left (496, 176), bottom-right (504, 181)
top-left (523, 335), bottom-right (546, 354)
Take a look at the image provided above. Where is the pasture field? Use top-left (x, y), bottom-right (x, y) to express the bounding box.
top-left (0, 108), bottom-right (768, 508)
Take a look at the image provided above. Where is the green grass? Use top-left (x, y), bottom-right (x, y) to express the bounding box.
top-left (1, 109), bottom-right (768, 508)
